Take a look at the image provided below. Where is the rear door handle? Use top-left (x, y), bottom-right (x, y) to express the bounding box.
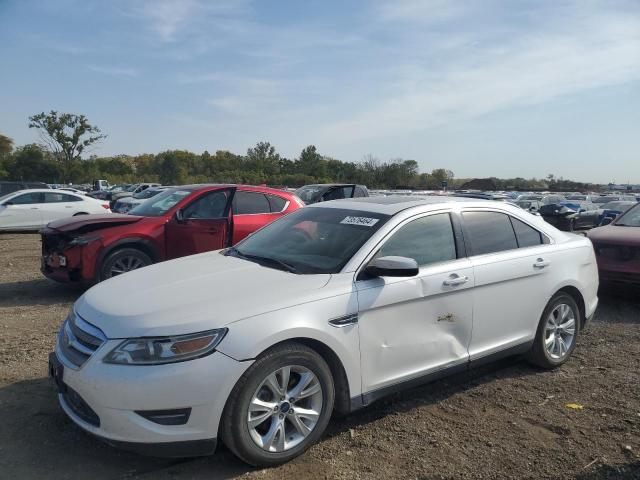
top-left (533, 258), bottom-right (550, 269)
top-left (206, 228), bottom-right (220, 234)
top-left (443, 275), bottom-right (469, 287)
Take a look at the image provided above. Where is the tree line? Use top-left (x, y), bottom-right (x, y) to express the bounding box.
top-left (0, 112), bottom-right (595, 191)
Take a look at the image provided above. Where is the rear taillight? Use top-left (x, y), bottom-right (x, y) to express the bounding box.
top-left (101, 204), bottom-right (110, 209)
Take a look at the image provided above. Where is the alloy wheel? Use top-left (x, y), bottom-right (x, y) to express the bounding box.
top-left (544, 303), bottom-right (576, 360)
top-left (247, 365), bottom-right (323, 452)
top-left (109, 256), bottom-right (146, 277)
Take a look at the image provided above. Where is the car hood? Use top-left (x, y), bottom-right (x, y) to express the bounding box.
top-left (45, 214), bottom-right (143, 233)
top-left (587, 225), bottom-right (640, 246)
top-left (75, 251), bottom-right (332, 338)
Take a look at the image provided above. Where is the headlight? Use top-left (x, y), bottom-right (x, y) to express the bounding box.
top-left (103, 329), bottom-right (227, 365)
top-left (68, 235), bottom-right (101, 246)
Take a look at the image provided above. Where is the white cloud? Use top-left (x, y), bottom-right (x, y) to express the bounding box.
top-left (88, 65), bottom-right (139, 77)
top-left (316, 3), bottom-right (640, 143)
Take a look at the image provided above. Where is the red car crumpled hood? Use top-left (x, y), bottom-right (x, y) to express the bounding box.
top-left (45, 214), bottom-right (144, 233)
top-left (587, 225), bottom-right (640, 246)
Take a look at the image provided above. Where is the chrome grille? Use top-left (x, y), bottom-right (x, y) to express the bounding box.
top-left (58, 312), bottom-right (107, 368)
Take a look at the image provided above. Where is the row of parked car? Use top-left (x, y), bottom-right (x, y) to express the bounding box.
top-left (2, 180), bottom-right (639, 289)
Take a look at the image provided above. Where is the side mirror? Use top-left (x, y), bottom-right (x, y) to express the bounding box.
top-left (600, 217), bottom-right (614, 226)
top-left (364, 256), bottom-right (419, 278)
top-left (175, 208), bottom-right (186, 223)
top-left (529, 206), bottom-right (537, 212)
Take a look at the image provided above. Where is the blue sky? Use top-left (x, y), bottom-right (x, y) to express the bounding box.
top-left (1, 0), bottom-right (639, 183)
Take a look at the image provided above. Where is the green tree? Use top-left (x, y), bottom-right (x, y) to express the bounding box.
top-left (28, 111), bottom-right (106, 182)
top-left (298, 145), bottom-right (326, 177)
top-left (0, 134), bottom-right (13, 157)
top-left (157, 151), bottom-right (188, 184)
top-left (246, 142), bottom-right (281, 175)
top-left (6, 144), bottom-right (60, 181)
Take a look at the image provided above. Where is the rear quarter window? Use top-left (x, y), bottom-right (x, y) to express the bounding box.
top-left (510, 217), bottom-right (544, 247)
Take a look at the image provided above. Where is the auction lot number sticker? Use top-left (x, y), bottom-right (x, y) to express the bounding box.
top-left (340, 216), bottom-right (380, 227)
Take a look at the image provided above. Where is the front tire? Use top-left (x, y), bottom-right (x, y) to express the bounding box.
top-left (526, 293), bottom-right (580, 369)
top-left (221, 342), bottom-right (335, 467)
top-left (99, 247), bottom-right (152, 281)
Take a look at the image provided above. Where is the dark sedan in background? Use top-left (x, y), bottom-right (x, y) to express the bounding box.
top-left (295, 183), bottom-right (369, 204)
top-left (570, 201), bottom-right (636, 231)
top-left (587, 203), bottom-right (640, 285)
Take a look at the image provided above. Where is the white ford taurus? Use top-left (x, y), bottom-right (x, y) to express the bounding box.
top-left (50, 196), bottom-right (599, 465)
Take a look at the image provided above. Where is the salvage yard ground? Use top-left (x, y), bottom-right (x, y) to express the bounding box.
top-left (0, 233), bottom-right (638, 480)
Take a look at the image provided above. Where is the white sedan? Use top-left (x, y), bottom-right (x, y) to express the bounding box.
top-left (0, 189), bottom-right (110, 231)
top-left (50, 196), bottom-right (598, 465)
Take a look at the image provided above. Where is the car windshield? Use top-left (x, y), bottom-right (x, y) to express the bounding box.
top-left (294, 185), bottom-right (326, 204)
top-left (134, 188), bottom-right (162, 200)
top-left (0, 192), bottom-right (17, 203)
top-left (594, 196), bottom-right (616, 203)
top-left (128, 189), bottom-right (191, 216)
top-left (615, 204), bottom-right (640, 227)
top-left (228, 207), bottom-right (390, 274)
top-left (602, 201), bottom-right (633, 211)
top-left (566, 195), bottom-right (586, 200)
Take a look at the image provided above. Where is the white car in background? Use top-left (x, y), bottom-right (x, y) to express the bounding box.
top-left (0, 189), bottom-right (110, 231)
top-left (50, 196), bottom-right (598, 466)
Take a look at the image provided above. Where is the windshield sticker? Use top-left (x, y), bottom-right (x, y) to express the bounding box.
top-left (340, 216), bottom-right (379, 227)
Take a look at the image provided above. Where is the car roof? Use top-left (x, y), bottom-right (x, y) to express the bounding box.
top-left (308, 195), bottom-right (483, 215)
top-left (171, 184), bottom-right (295, 197)
top-left (8, 188), bottom-right (80, 195)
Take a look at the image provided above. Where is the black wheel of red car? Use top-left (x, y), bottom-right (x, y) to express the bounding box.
top-left (100, 248), bottom-right (152, 280)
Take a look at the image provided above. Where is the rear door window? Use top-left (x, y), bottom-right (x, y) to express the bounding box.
top-left (44, 192), bottom-right (82, 203)
top-left (462, 211), bottom-right (518, 255)
top-left (232, 191), bottom-right (271, 215)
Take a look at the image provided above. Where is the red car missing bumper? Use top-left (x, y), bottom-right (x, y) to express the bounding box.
top-left (41, 185), bottom-right (302, 284)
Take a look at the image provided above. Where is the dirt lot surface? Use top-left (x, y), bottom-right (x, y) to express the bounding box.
top-left (0, 233), bottom-right (638, 479)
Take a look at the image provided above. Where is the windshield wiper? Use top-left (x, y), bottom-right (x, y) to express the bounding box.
top-left (226, 247), bottom-right (298, 273)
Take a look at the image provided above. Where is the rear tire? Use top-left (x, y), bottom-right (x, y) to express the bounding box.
top-left (99, 247), bottom-right (152, 281)
top-left (526, 293), bottom-right (580, 369)
top-left (221, 342), bottom-right (334, 467)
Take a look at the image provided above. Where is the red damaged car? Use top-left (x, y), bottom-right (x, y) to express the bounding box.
top-left (587, 202), bottom-right (640, 285)
top-left (41, 185), bottom-right (302, 284)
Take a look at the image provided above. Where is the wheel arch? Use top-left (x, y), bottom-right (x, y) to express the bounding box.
top-left (554, 285), bottom-right (586, 327)
top-left (97, 237), bottom-right (161, 271)
top-left (239, 336), bottom-right (353, 416)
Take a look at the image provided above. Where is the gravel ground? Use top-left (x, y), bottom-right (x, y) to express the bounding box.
top-left (0, 233), bottom-right (638, 480)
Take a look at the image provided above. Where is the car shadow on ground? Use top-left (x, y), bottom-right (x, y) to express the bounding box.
top-left (0, 278), bottom-right (82, 307)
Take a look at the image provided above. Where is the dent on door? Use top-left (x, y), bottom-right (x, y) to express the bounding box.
top-left (356, 260), bottom-right (474, 394)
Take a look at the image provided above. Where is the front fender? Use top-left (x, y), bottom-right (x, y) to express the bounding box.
top-left (216, 292), bottom-right (363, 398)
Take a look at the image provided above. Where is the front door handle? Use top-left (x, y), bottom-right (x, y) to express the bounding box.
top-left (533, 258), bottom-right (550, 269)
top-left (206, 228), bottom-right (220, 235)
top-left (443, 275), bottom-right (469, 287)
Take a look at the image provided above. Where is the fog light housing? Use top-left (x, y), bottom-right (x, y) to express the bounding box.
top-left (135, 408), bottom-right (192, 425)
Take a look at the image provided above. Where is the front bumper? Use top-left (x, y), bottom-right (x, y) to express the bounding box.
top-left (51, 341), bottom-right (251, 456)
